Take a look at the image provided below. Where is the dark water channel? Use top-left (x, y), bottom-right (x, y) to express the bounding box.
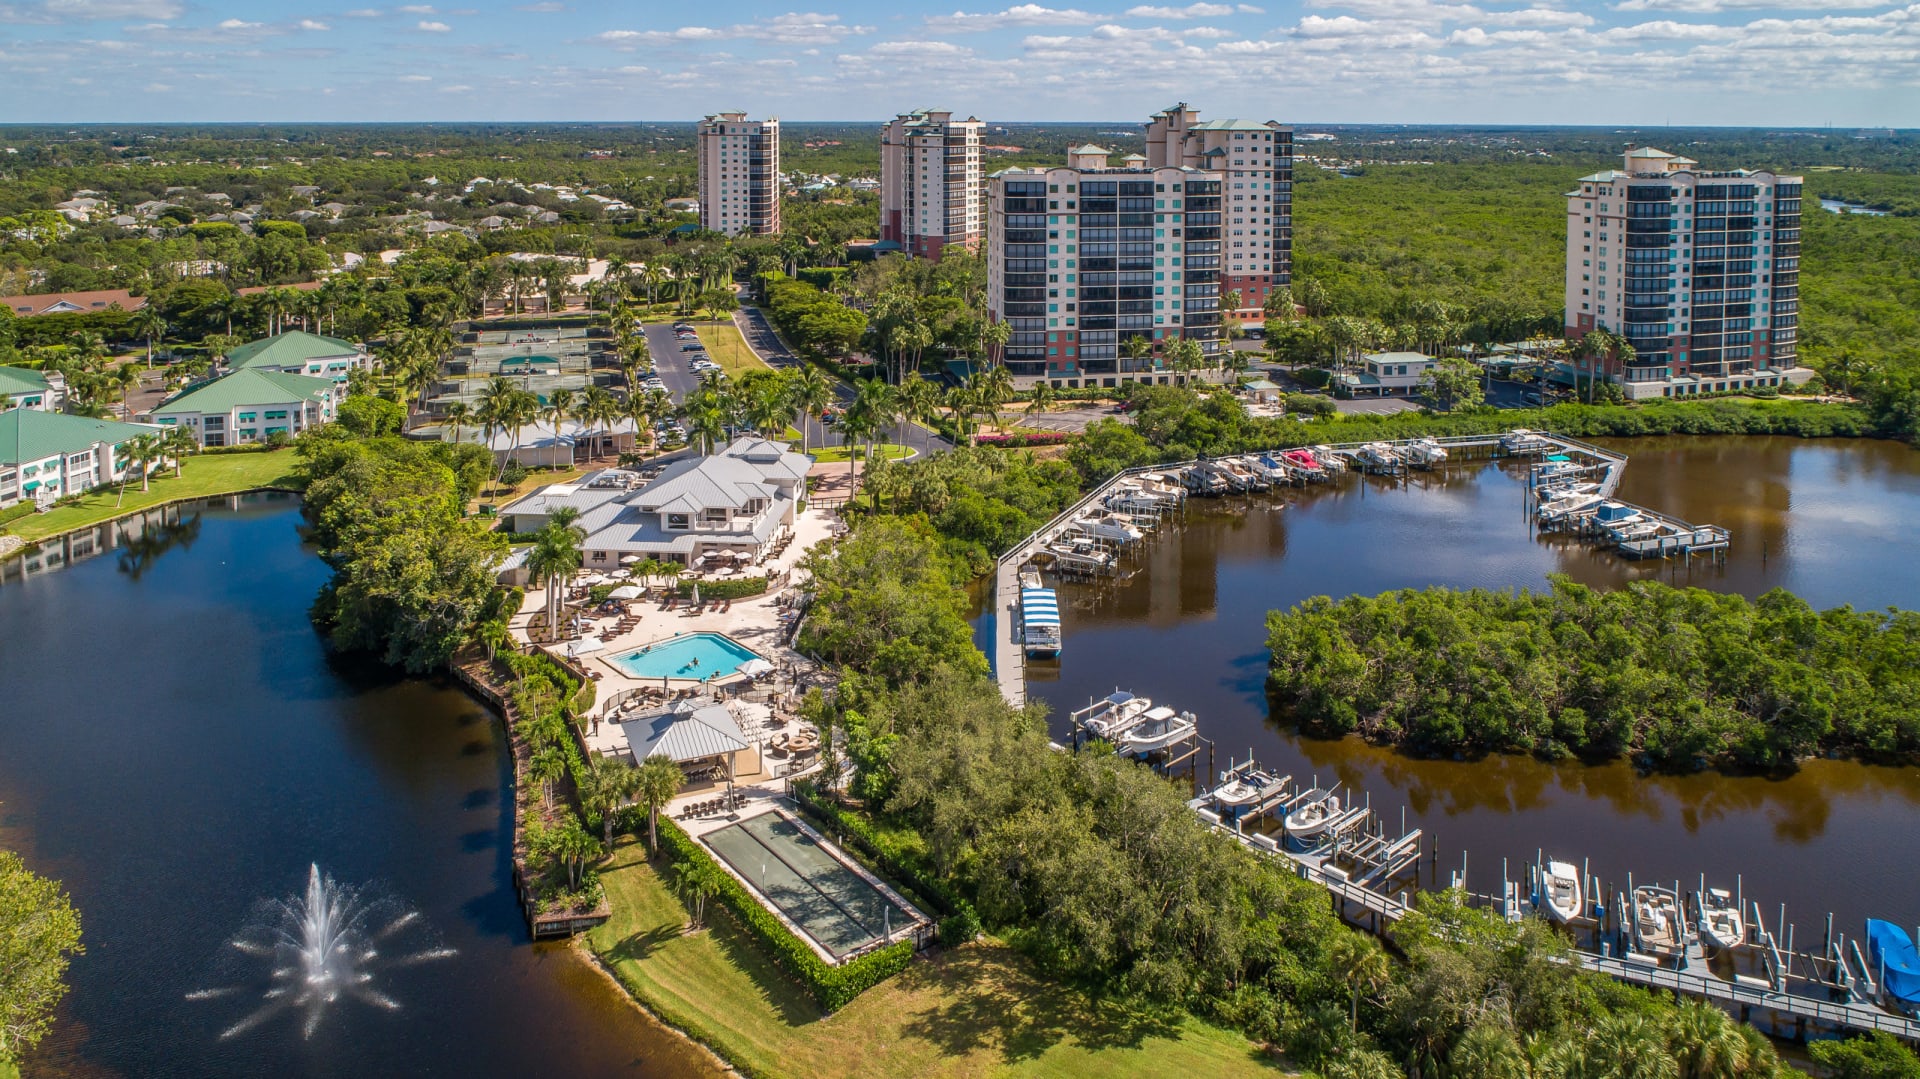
top-left (0, 496), bottom-right (715, 1078)
top-left (1000, 436), bottom-right (1920, 941)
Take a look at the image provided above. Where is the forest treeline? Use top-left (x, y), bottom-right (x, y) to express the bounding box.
top-left (1265, 576), bottom-right (1920, 770)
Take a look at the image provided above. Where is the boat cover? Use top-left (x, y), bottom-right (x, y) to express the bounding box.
top-left (1021, 588), bottom-right (1060, 628)
top-left (1867, 919), bottom-right (1920, 1004)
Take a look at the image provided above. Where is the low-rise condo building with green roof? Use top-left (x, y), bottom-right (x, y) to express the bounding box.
top-left (148, 368), bottom-right (343, 447)
top-left (1, 409), bottom-right (161, 508)
top-left (223, 330), bottom-right (370, 383)
top-left (0, 366), bottom-right (66, 412)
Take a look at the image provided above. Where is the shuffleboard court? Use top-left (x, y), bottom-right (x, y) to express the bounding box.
top-left (703, 812), bottom-right (921, 960)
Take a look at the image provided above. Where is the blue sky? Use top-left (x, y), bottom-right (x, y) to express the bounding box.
top-left (1, 0), bottom-right (1914, 125)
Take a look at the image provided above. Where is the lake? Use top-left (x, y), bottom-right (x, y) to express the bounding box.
top-left (1013, 436), bottom-right (1920, 939)
top-left (0, 496), bottom-right (715, 1078)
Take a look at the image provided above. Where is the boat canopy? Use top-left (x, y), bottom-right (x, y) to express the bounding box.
top-left (1867, 919), bottom-right (1920, 1004)
top-left (1021, 588), bottom-right (1060, 628)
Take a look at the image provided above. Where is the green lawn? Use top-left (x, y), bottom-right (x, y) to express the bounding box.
top-left (3, 450), bottom-right (302, 543)
top-left (808, 443), bottom-right (915, 465)
top-left (693, 320), bottom-right (773, 380)
top-left (587, 838), bottom-right (1282, 1079)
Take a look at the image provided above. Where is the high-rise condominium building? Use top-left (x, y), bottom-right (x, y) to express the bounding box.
top-left (880, 109), bottom-right (985, 260)
top-left (987, 144), bottom-right (1225, 389)
top-left (696, 112), bottom-right (781, 237)
top-left (1144, 103), bottom-right (1292, 322)
top-left (1567, 146), bottom-right (1810, 400)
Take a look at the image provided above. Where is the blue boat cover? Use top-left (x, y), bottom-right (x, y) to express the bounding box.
top-left (1021, 588), bottom-right (1060, 627)
top-left (1868, 919), bottom-right (1920, 1004)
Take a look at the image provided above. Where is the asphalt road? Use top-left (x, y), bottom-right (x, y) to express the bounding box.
top-left (733, 306), bottom-right (951, 459)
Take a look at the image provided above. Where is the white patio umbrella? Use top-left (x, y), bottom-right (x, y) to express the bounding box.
top-left (736, 658), bottom-right (773, 678)
top-left (621, 554), bottom-right (642, 565)
top-left (609, 585), bottom-right (643, 600)
top-left (567, 639), bottom-right (605, 657)
top-left (690, 583), bottom-right (701, 605)
top-left (579, 573), bottom-right (607, 585)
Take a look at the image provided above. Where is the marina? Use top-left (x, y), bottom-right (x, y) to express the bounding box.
top-left (994, 435), bottom-right (1920, 1045)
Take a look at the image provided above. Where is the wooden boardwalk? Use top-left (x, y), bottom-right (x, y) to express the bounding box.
top-left (992, 556), bottom-right (1026, 709)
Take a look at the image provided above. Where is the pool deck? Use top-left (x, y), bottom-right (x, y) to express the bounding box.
top-left (506, 503), bottom-right (843, 811)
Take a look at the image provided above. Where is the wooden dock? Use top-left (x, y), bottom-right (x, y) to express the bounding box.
top-left (992, 557), bottom-right (1026, 709)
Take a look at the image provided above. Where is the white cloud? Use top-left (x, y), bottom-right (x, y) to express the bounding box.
top-left (1182, 24), bottom-right (1236, 34)
top-left (1296, 13), bottom-right (1379, 34)
top-left (0, 0), bottom-right (181, 22)
top-left (417, 19), bottom-right (450, 30)
top-left (924, 4), bottom-right (1106, 31)
top-left (341, 7), bottom-right (381, 15)
top-left (399, 73), bottom-right (432, 80)
top-left (143, 80), bottom-right (170, 90)
top-left (516, 0), bottom-right (563, 9)
top-left (297, 18), bottom-right (329, 29)
top-left (1613, 0), bottom-right (1886, 10)
top-left (1483, 6), bottom-right (1594, 26)
top-left (439, 83), bottom-right (472, 92)
top-left (1125, 3), bottom-right (1264, 16)
top-left (595, 12), bottom-right (869, 48)
top-left (397, 4), bottom-right (435, 12)
top-left (217, 17), bottom-right (259, 28)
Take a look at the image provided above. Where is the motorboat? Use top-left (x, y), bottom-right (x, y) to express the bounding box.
top-left (1501, 428), bottom-right (1553, 455)
top-left (1309, 446), bottom-right (1347, 473)
top-left (1282, 447), bottom-right (1326, 476)
top-left (1044, 540), bottom-right (1115, 573)
top-left (1117, 706), bottom-right (1197, 755)
top-left (1539, 860), bottom-right (1583, 925)
top-left (1866, 919), bottom-right (1920, 1010)
top-left (1608, 519), bottom-right (1663, 543)
top-left (1592, 501), bottom-right (1644, 528)
top-left (1405, 438), bottom-right (1449, 468)
top-left (1530, 457), bottom-right (1586, 487)
top-left (1207, 765), bottom-right (1288, 810)
top-left (1632, 885), bottom-right (1686, 958)
top-left (1697, 887), bottom-right (1745, 951)
top-left (1070, 512), bottom-right (1144, 546)
top-left (1537, 491), bottom-right (1604, 524)
top-left (1182, 465), bottom-right (1233, 497)
top-left (1225, 457), bottom-right (1271, 491)
top-left (1255, 453), bottom-right (1295, 484)
top-left (1079, 690), bottom-right (1154, 738)
top-left (1284, 787), bottom-right (1343, 842)
top-left (1356, 442), bottom-right (1403, 473)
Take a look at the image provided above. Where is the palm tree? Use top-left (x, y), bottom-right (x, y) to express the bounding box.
top-left (787, 365), bottom-right (834, 456)
top-left (670, 860), bottom-right (726, 930)
top-left (545, 386), bottom-right (577, 461)
top-left (1667, 998), bottom-right (1749, 1079)
top-left (633, 754), bottom-right (684, 856)
top-left (577, 386), bottom-right (616, 461)
top-left (499, 388), bottom-right (540, 488)
top-left (1451, 1023), bottom-right (1529, 1079)
top-left (109, 364), bottom-right (141, 418)
top-left (980, 318), bottom-right (1011, 368)
top-left (124, 433), bottom-right (165, 498)
top-left (129, 308), bottom-right (168, 369)
top-left (678, 385), bottom-right (729, 455)
top-left (162, 425), bottom-right (196, 477)
top-left (530, 746), bottom-right (567, 811)
top-left (843, 379), bottom-right (896, 505)
top-left (1121, 334), bottom-right (1154, 372)
top-left (1327, 931), bottom-right (1390, 1031)
top-left (579, 754), bottom-right (642, 847)
top-left (1024, 381), bottom-right (1057, 417)
top-left (528, 507), bottom-right (585, 639)
top-left (974, 363), bottom-right (1014, 433)
top-left (444, 401), bottom-right (470, 448)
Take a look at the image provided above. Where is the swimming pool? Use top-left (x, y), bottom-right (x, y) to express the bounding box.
top-left (606, 632), bottom-right (763, 681)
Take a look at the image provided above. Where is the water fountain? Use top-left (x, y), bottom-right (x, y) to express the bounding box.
top-left (188, 864), bottom-right (454, 1040)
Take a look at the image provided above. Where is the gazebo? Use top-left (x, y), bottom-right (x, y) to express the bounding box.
top-left (616, 697), bottom-right (757, 784)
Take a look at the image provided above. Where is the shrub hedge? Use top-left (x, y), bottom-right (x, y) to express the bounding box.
top-left (675, 576), bottom-right (768, 600)
top-left (657, 816), bottom-right (914, 1011)
top-left (975, 430), bottom-right (1071, 448)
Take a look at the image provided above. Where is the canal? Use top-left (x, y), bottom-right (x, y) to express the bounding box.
top-left (1015, 436), bottom-right (1920, 941)
top-left (0, 496), bottom-right (716, 1078)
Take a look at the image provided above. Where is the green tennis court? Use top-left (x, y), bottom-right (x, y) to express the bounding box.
top-left (703, 812), bottom-right (922, 960)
